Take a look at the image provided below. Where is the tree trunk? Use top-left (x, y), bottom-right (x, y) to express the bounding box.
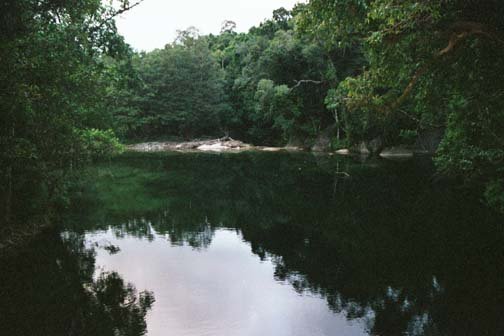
top-left (334, 109), bottom-right (341, 141)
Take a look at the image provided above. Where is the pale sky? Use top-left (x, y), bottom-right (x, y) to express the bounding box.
top-left (114, 0), bottom-right (303, 51)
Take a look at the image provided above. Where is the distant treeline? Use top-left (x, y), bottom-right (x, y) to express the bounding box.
top-left (1, 0), bottom-right (503, 228)
top-left (108, 1), bottom-right (504, 212)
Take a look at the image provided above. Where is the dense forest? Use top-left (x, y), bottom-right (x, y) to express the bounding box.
top-left (1, 0), bottom-right (504, 235)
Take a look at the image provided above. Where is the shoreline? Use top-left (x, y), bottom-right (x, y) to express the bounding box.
top-left (126, 138), bottom-right (305, 154)
top-left (126, 138), bottom-right (425, 159)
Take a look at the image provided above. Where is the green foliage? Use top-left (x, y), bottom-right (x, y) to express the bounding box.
top-left (298, 0), bottom-right (504, 211)
top-left (251, 80), bottom-right (299, 142)
top-left (125, 32), bottom-right (228, 139)
top-left (0, 0), bottom-right (135, 227)
top-left (109, 7), bottom-right (342, 146)
top-left (3, 0), bottom-right (504, 228)
top-left (209, 7), bottom-right (342, 144)
top-left (77, 129), bottom-right (124, 161)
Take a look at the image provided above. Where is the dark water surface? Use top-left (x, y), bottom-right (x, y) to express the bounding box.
top-left (1, 152), bottom-right (503, 336)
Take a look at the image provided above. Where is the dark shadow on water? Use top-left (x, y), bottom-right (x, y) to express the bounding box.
top-left (0, 230), bottom-right (154, 336)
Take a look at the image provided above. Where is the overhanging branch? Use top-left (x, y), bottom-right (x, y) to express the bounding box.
top-left (106, 0), bottom-right (145, 22)
top-left (92, 0), bottom-right (145, 32)
top-left (289, 80), bottom-right (325, 93)
top-left (387, 21), bottom-right (504, 112)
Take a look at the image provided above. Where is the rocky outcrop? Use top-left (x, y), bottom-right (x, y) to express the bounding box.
top-left (367, 137), bottom-right (384, 155)
top-left (197, 143), bottom-right (239, 152)
top-left (127, 137), bottom-right (252, 153)
top-left (351, 141), bottom-right (370, 155)
top-left (261, 147), bottom-right (284, 152)
top-left (126, 129), bottom-right (445, 157)
top-left (127, 138), bottom-right (307, 153)
top-left (349, 137), bottom-right (383, 156)
top-left (344, 129), bottom-right (444, 159)
top-left (335, 149), bottom-right (350, 155)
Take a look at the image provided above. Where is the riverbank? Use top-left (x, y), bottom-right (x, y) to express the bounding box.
top-left (126, 137), bottom-right (305, 153)
top-left (126, 137), bottom-right (421, 159)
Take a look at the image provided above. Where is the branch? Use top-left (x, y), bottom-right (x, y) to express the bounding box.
top-left (107, 0), bottom-right (144, 21)
top-left (388, 21), bottom-right (504, 112)
top-left (92, 0), bottom-right (145, 32)
top-left (289, 80), bottom-right (325, 93)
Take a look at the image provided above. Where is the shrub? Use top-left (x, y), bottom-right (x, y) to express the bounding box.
top-left (77, 129), bottom-right (124, 161)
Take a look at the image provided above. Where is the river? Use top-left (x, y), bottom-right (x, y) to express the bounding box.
top-left (1, 151), bottom-right (503, 336)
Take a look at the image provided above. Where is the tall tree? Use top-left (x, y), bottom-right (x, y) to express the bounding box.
top-left (131, 30), bottom-right (229, 139)
top-left (298, 0), bottom-right (504, 211)
top-left (0, 0), bottom-right (130, 228)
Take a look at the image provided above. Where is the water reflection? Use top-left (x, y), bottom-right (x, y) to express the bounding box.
top-left (0, 231), bottom-right (154, 336)
top-left (88, 227), bottom-right (368, 336)
top-left (3, 152), bottom-right (504, 335)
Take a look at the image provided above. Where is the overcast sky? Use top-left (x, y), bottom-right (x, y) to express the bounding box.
top-left (114, 0), bottom-right (303, 51)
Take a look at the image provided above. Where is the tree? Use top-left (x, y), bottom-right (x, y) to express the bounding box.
top-left (298, 0), bottom-right (504, 211)
top-left (0, 0), bottom-right (132, 229)
top-left (131, 31), bottom-right (229, 139)
top-left (220, 20), bottom-right (237, 34)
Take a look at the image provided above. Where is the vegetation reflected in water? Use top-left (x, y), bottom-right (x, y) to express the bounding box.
top-left (0, 230), bottom-right (154, 336)
top-left (1, 152), bottom-right (504, 335)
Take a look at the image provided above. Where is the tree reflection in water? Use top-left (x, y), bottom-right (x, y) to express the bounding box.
top-left (3, 151), bottom-right (504, 336)
top-left (67, 152), bottom-right (504, 336)
top-left (0, 230), bottom-right (154, 336)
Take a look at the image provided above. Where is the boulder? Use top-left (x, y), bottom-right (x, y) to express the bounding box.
top-left (351, 141), bottom-right (371, 155)
top-left (262, 147), bottom-right (283, 152)
top-left (335, 149), bottom-right (350, 155)
top-left (197, 143), bottom-right (230, 152)
top-left (367, 137), bottom-right (384, 155)
top-left (128, 137), bottom-right (252, 153)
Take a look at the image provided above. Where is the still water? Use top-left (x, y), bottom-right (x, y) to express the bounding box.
top-left (1, 152), bottom-right (503, 336)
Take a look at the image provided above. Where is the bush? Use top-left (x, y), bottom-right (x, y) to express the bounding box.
top-left (77, 129), bottom-right (124, 161)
